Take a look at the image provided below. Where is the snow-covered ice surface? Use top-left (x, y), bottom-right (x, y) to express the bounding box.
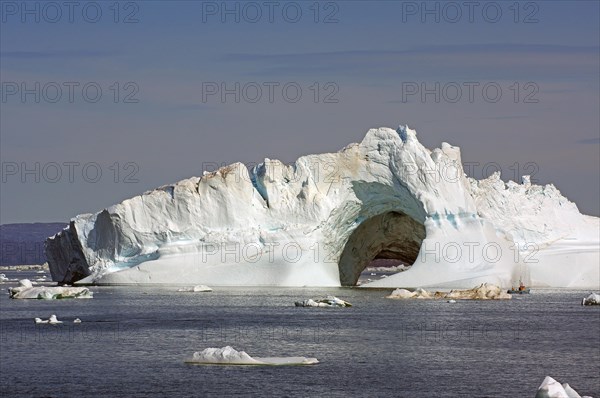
top-left (535, 376), bottom-right (592, 398)
top-left (8, 279), bottom-right (93, 299)
top-left (185, 346), bottom-right (319, 366)
top-left (45, 125), bottom-right (600, 288)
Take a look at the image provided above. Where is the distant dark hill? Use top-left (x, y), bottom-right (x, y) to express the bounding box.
top-left (0, 223), bottom-right (66, 265)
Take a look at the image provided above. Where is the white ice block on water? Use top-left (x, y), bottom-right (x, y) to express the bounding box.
top-left (44, 125), bottom-right (599, 288)
top-left (176, 285), bottom-right (212, 292)
top-left (35, 315), bottom-right (63, 325)
top-left (9, 279), bottom-right (93, 299)
top-left (386, 284), bottom-right (511, 300)
top-left (294, 295), bottom-right (352, 307)
top-left (185, 346), bottom-right (319, 366)
top-left (535, 376), bottom-right (591, 398)
top-left (581, 293), bottom-right (600, 306)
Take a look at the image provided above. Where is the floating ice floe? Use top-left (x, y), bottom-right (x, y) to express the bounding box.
top-left (535, 376), bottom-right (592, 398)
top-left (9, 279), bottom-right (93, 299)
top-left (386, 288), bottom-right (431, 299)
top-left (73, 318), bottom-right (82, 324)
top-left (185, 346), bottom-right (319, 366)
top-left (177, 285), bottom-right (213, 292)
top-left (294, 296), bottom-right (352, 307)
top-left (35, 315), bottom-right (63, 325)
top-left (581, 293), bottom-right (600, 306)
top-left (387, 283), bottom-right (511, 300)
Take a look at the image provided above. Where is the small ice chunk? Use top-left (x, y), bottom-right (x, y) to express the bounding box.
top-left (581, 292), bottom-right (600, 306)
top-left (9, 280), bottom-right (93, 299)
top-left (447, 299), bottom-right (457, 303)
top-left (387, 288), bottom-right (416, 299)
top-left (294, 296), bottom-right (352, 307)
top-left (387, 284), bottom-right (511, 300)
top-left (73, 318), bottom-right (82, 324)
top-left (177, 285), bottom-right (213, 292)
top-left (387, 288), bottom-right (430, 299)
top-left (185, 346), bottom-right (318, 366)
top-left (535, 376), bottom-right (585, 398)
top-left (35, 315), bottom-right (63, 325)
top-left (19, 279), bottom-right (33, 288)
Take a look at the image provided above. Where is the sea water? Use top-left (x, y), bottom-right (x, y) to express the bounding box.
top-left (0, 270), bottom-right (598, 397)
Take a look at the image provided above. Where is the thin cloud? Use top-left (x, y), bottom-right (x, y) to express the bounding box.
top-left (218, 44), bottom-right (599, 81)
top-left (222, 44), bottom-right (598, 61)
top-left (0, 50), bottom-right (122, 59)
top-left (577, 138), bottom-right (600, 145)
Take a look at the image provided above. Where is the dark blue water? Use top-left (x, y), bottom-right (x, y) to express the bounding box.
top-left (1, 271), bottom-right (599, 397)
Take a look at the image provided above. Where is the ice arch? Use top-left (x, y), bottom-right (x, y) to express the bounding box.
top-left (338, 211), bottom-right (426, 286)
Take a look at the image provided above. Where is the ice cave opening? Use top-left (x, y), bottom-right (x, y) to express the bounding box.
top-left (338, 211), bottom-right (426, 286)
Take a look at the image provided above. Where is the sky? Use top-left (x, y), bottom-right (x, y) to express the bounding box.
top-left (1, 0), bottom-right (599, 224)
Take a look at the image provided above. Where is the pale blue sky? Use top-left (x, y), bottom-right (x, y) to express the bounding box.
top-left (1, 0), bottom-right (599, 223)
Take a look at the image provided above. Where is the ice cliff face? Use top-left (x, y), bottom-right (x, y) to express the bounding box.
top-left (45, 126), bottom-right (599, 288)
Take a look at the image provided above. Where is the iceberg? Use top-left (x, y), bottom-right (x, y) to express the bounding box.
top-left (386, 284), bottom-right (511, 300)
top-left (387, 287), bottom-right (431, 299)
top-left (35, 315), bottom-right (63, 325)
top-left (581, 293), bottom-right (600, 306)
top-left (45, 125), bottom-right (600, 288)
top-left (294, 295), bottom-right (352, 307)
top-left (184, 346), bottom-right (318, 366)
top-left (535, 376), bottom-right (591, 398)
top-left (443, 283), bottom-right (512, 300)
top-left (9, 279), bottom-right (93, 299)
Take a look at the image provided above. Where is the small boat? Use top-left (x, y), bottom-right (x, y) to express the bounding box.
top-left (508, 281), bottom-right (530, 294)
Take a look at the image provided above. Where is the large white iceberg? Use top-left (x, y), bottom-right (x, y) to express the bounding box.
top-left (185, 346), bottom-right (318, 366)
top-left (45, 125), bottom-right (600, 288)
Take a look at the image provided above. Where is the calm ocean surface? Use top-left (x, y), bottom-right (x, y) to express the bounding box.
top-left (1, 270), bottom-right (599, 397)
